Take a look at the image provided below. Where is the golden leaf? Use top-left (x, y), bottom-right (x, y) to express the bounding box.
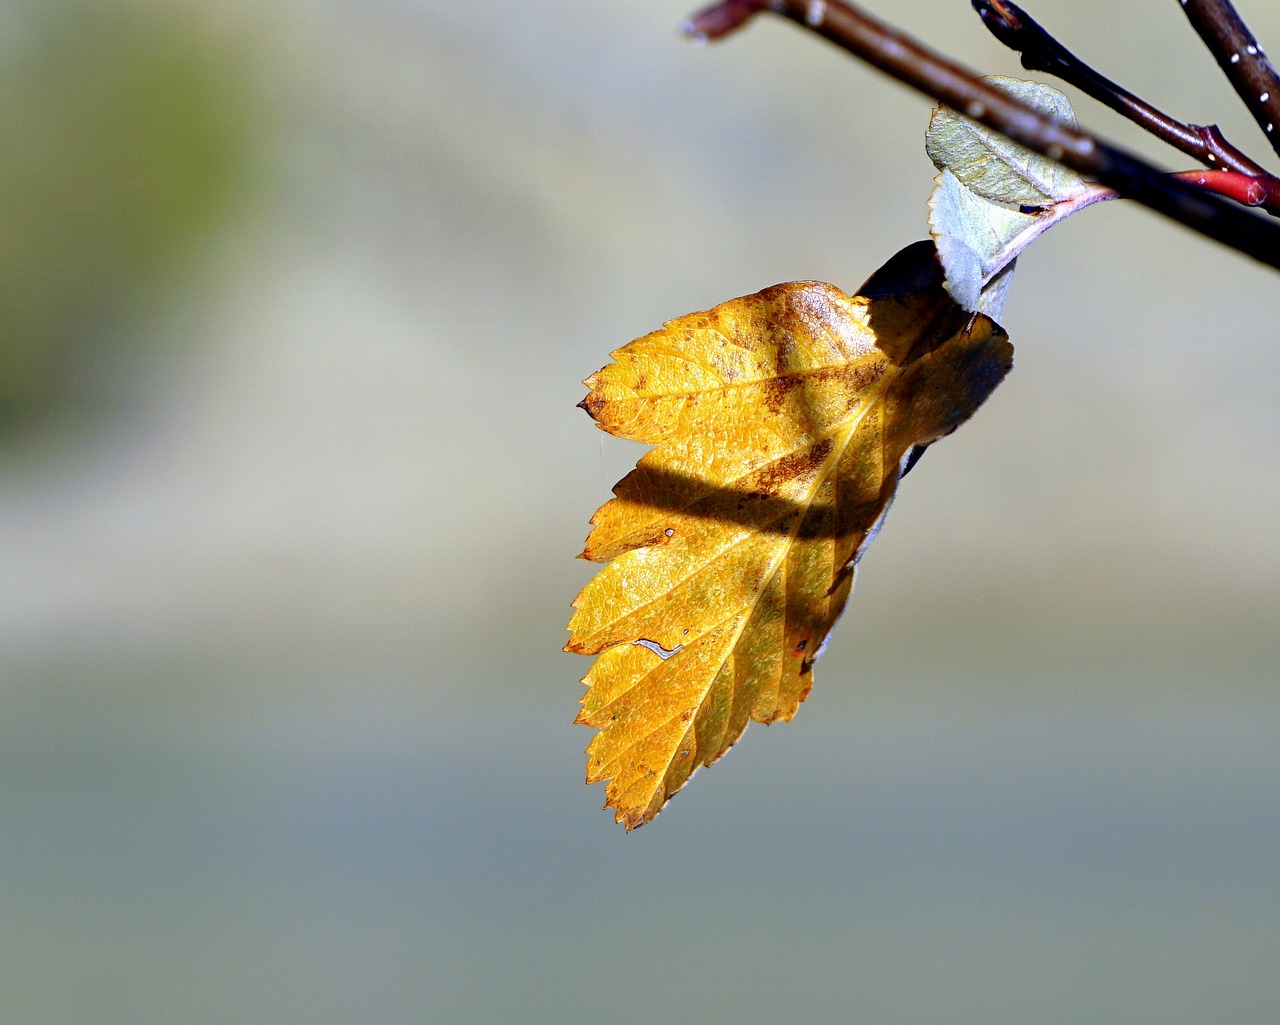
top-left (566, 243), bottom-right (1013, 829)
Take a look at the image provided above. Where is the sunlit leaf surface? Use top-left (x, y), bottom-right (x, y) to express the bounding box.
top-left (567, 245), bottom-right (1013, 829)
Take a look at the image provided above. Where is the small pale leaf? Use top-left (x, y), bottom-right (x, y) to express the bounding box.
top-left (929, 167), bottom-right (1037, 316)
top-left (926, 76), bottom-right (1087, 207)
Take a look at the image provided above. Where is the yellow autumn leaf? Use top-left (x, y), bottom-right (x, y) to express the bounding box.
top-left (566, 243), bottom-right (1013, 829)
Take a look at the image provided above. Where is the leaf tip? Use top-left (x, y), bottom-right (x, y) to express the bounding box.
top-left (577, 392), bottom-right (607, 422)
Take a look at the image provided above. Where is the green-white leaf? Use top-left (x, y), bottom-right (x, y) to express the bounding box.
top-left (928, 168), bottom-right (1036, 318)
top-left (925, 76), bottom-right (1087, 208)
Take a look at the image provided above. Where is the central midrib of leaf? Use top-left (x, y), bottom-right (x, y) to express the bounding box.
top-left (698, 357), bottom-right (895, 695)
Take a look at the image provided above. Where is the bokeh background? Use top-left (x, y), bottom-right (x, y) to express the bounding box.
top-left (2, 0), bottom-right (1277, 1021)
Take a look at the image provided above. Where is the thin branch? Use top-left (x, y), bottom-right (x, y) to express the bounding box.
top-left (682, 0), bottom-right (1280, 273)
top-left (974, 1), bottom-right (1210, 159)
top-left (1172, 168), bottom-right (1270, 206)
top-left (1180, 0), bottom-right (1280, 158)
top-left (971, 0), bottom-right (1280, 206)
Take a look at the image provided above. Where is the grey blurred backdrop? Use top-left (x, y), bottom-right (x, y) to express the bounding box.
top-left (1, 1), bottom-right (1277, 1022)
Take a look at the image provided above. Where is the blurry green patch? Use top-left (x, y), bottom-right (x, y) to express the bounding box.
top-left (0, 0), bottom-right (259, 435)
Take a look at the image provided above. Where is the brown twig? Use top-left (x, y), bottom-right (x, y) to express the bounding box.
top-left (971, 0), bottom-right (1280, 216)
top-left (682, 0), bottom-right (1280, 272)
top-left (1180, 0), bottom-right (1280, 159)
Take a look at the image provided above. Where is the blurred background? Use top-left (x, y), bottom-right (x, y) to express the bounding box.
top-left (1, 0), bottom-right (1276, 1021)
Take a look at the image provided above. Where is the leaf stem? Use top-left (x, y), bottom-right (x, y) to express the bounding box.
top-left (970, 0), bottom-right (1280, 214)
top-left (988, 183), bottom-right (1118, 283)
top-left (682, 0), bottom-right (1280, 272)
top-left (1179, 0), bottom-right (1280, 159)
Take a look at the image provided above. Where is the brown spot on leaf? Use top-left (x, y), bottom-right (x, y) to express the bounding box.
top-left (754, 438), bottom-right (833, 495)
top-left (763, 371), bottom-right (803, 413)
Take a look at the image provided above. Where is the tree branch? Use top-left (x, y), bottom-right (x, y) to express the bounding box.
top-left (971, 0), bottom-right (1280, 208)
top-left (1172, 168), bottom-right (1270, 206)
top-left (1179, 0), bottom-right (1280, 159)
top-left (683, 0), bottom-right (1280, 272)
